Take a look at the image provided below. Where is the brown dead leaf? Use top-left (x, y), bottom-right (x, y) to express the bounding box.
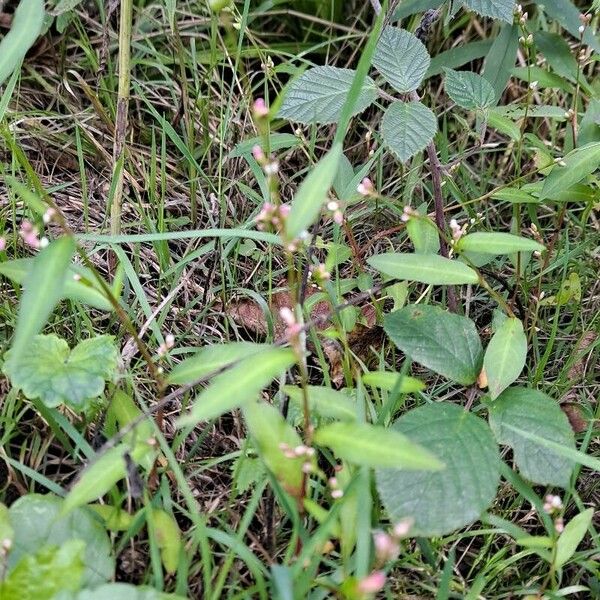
top-left (227, 282), bottom-right (381, 386)
top-left (560, 403), bottom-right (588, 434)
top-left (567, 331), bottom-right (597, 381)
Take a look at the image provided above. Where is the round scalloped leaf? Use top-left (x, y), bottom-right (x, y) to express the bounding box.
top-left (7, 494), bottom-right (114, 587)
top-left (444, 68), bottom-right (496, 110)
top-left (384, 305), bottom-right (483, 385)
top-left (381, 101), bottom-right (437, 162)
top-left (373, 27), bottom-right (430, 93)
top-left (488, 387), bottom-right (576, 488)
top-left (377, 403), bottom-right (500, 536)
top-left (277, 66), bottom-right (377, 124)
top-left (2, 334), bottom-right (118, 410)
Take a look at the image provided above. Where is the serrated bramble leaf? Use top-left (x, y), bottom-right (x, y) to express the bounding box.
top-left (384, 305), bottom-right (483, 385)
top-left (368, 253), bottom-right (479, 285)
top-left (444, 68), bottom-right (496, 110)
top-left (460, 0), bottom-right (515, 22)
top-left (483, 317), bottom-right (527, 399)
top-left (277, 67), bottom-right (377, 124)
top-left (373, 27), bottom-right (430, 93)
top-left (456, 232), bottom-right (544, 255)
top-left (377, 403), bottom-right (500, 536)
top-left (314, 422), bottom-right (443, 470)
top-left (381, 101), bottom-right (437, 162)
top-left (488, 387), bottom-right (576, 488)
top-left (3, 334), bottom-right (118, 410)
top-left (177, 348), bottom-right (295, 426)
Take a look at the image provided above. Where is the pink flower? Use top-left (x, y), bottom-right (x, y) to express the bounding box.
top-left (357, 177), bottom-right (375, 196)
top-left (357, 570), bottom-right (386, 594)
top-left (252, 145), bottom-right (265, 162)
top-left (19, 220), bottom-right (40, 248)
top-left (0, 237), bottom-right (5, 252)
top-left (253, 98), bottom-right (269, 118)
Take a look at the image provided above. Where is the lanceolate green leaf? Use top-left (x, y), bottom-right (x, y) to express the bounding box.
top-left (373, 27), bottom-right (430, 93)
top-left (406, 216), bottom-right (440, 254)
top-left (314, 422), bottom-right (443, 470)
top-left (0, 258), bottom-right (114, 311)
top-left (0, 0), bottom-right (45, 87)
top-left (484, 317), bottom-right (527, 399)
top-left (149, 509), bottom-right (182, 574)
top-left (177, 348), bottom-right (295, 426)
top-left (456, 232), bottom-right (544, 255)
top-left (460, 0), bottom-right (515, 22)
top-left (277, 67), bottom-right (377, 124)
top-left (243, 401), bottom-right (305, 498)
top-left (482, 23), bottom-right (519, 101)
top-left (284, 385), bottom-right (357, 422)
top-left (7, 236), bottom-right (75, 366)
top-left (444, 68), bottom-right (496, 110)
top-left (488, 387), bottom-right (576, 488)
top-left (368, 253), bottom-right (479, 285)
top-left (362, 371), bottom-right (425, 393)
top-left (384, 305), bottom-right (483, 385)
top-left (555, 509), bottom-right (594, 568)
top-left (286, 145), bottom-right (342, 239)
top-left (377, 403), bottom-right (500, 536)
top-left (381, 101), bottom-right (437, 162)
top-left (167, 342), bottom-right (269, 385)
top-left (540, 143), bottom-right (600, 200)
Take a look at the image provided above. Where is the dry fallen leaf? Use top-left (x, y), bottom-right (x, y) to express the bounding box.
top-left (227, 283), bottom-right (380, 386)
top-left (560, 402), bottom-right (588, 434)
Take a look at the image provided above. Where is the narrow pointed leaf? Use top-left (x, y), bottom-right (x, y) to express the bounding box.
top-left (368, 253), bottom-right (479, 285)
top-left (555, 509), bottom-right (594, 567)
top-left (167, 342), bottom-right (269, 384)
top-left (314, 422), bottom-right (443, 470)
top-left (384, 305), bottom-right (483, 385)
top-left (7, 236), bottom-right (75, 366)
top-left (284, 385), bottom-right (357, 421)
top-left (177, 348), bottom-right (295, 426)
top-left (540, 142), bottom-right (600, 200)
top-left (456, 232), bottom-right (544, 255)
top-left (483, 317), bottom-right (527, 399)
top-left (362, 371), bottom-right (425, 393)
top-left (286, 145), bottom-right (342, 239)
top-left (243, 401), bottom-right (304, 497)
top-left (0, 0), bottom-right (45, 87)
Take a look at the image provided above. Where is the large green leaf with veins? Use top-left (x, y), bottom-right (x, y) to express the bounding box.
top-left (377, 403), bottom-right (500, 536)
top-left (384, 305), bottom-right (483, 385)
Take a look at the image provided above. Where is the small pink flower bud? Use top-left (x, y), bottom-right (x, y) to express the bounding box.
top-left (279, 307), bottom-right (295, 326)
top-left (357, 177), bottom-right (374, 196)
top-left (357, 571), bottom-right (386, 594)
top-left (251, 145), bottom-right (265, 162)
top-left (0, 237), bottom-right (5, 251)
top-left (373, 531), bottom-right (399, 562)
top-left (392, 518), bottom-right (413, 538)
top-left (253, 98), bottom-right (269, 118)
top-left (331, 489), bottom-right (344, 499)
